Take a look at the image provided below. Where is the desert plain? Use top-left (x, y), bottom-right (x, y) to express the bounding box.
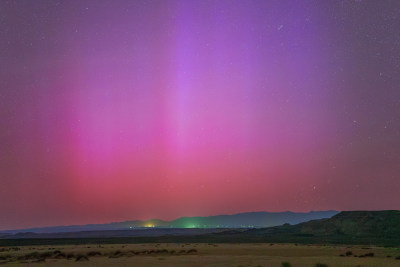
top-left (1, 243), bottom-right (400, 267)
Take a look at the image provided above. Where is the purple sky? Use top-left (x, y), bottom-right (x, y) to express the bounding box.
top-left (0, 0), bottom-right (399, 230)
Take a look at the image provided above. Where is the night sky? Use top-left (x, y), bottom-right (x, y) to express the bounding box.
top-left (1, 0), bottom-right (400, 230)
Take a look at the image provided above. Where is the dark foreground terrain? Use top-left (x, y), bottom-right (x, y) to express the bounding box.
top-left (0, 211), bottom-right (399, 266)
top-left (1, 243), bottom-right (400, 267)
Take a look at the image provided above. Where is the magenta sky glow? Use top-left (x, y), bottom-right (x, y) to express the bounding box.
top-left (1, 0), bottom-right (400, 230)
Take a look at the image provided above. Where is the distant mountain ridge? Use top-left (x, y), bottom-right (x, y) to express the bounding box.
top-left (2, 210), bottom-right (338, 234)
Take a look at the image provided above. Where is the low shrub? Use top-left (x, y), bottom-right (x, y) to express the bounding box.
top-left (54, 252), bottom-right (66, 259)
top-left (75, 254), bottom-right (89, 261)
top-left (87, 251), bottom-right (102, 257)
top-left (39, 252), bottom-right (52, 258)
top-left (0, 254), bottom-right (12, 260)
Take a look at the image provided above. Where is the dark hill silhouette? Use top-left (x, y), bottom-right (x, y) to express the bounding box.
top-left (198, 210), bottom-right (400, 246)
top-left (294, 210), bottom-right (400, 237)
